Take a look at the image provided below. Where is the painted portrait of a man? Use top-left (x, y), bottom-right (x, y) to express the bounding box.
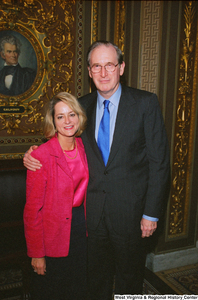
top-left (0, 33), bottom-right (37, 96)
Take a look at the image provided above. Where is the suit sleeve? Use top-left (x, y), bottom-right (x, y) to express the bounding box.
top-left (143, 93), bottom-right (170, 218)
top-left (23, 151), bottom-right (47, 258)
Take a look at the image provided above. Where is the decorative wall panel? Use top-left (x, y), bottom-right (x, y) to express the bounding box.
top-left (0, 0), bottom-right (75, 159)
top-left (114, 0), bottom-right (125, 55)
top-left (168, 1), bottom-right (197, 238)
top-left (76, 0), bottom-right (83, 98)
top-left (139, 1), bottom-right (161, 94)
top-left (91, 0), bottom-right (98, 43)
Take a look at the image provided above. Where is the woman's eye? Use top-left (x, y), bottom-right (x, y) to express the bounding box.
top-left (70, 113), bottom-right (76, 117)
top-left (57, 116), bottom-right (63, 119)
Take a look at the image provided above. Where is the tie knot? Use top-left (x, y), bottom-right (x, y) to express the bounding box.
top-left (104, 100), bottom-right (110, 109)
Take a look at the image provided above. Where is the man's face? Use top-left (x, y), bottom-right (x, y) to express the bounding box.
top-left (88, 45), bottom-right (125, 99)
top-left (0, 43), bottom-right (19, 65)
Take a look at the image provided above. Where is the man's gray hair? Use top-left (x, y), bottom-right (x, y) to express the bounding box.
top-left (86, 40), bottom-right (123, 67)
top-left (0, 35), bottom-right (21, 55)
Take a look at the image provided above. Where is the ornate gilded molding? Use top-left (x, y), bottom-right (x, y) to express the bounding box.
top-left (91, 0), bottom-right (98, 43)
top-left (114, 0), bottom-right (125, 55)
top-left (0, 153), bottom-right (24, 160)
top-left (139, 1), bottom-right (161, 94)
top-left (76, 0), bottom-right (83, 98)
top-left (168, 1), bottom-right (197, 237)
top-left (0, 135), bottom-right (46, 160)
top-left (0, 0), bottom-right (75, 159)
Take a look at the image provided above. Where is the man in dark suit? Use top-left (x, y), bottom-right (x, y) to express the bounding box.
top-left (24, 41), bottom-right (170, 299)
top-left (0, 35), bottom-right (36, 96)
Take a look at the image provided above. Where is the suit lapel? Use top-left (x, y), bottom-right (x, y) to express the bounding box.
top-left (107, 86), bottom-right (136, 166)
top-left (85, 94), bottom-right (104, 164)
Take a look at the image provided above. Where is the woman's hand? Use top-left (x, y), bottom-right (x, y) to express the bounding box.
top-left (31, 257), bottom-right (46, 275)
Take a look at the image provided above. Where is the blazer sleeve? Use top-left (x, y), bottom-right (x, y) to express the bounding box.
top-left (23, 150), bottom-right (48, 258)
top-left (143, 93), bottom-right (170, 218)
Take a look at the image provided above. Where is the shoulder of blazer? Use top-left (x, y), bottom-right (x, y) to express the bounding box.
top-left (120, 85), bottom-right (159, 112)
top-left (78, 90), bottom-right (97, 110)
top-left (121, 85), bottom-right (155, 99)
top-left (31, 136), bottom-right (62, 161)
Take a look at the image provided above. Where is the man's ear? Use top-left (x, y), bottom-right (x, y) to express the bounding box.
top-left (119, 61), bottom-right (125, 76)
top-left (0, 52), bottom-right (5, 60)
top-left (88, 67), bottom-right (92, 78)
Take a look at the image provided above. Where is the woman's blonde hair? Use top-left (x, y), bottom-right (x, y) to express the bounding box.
top-left (43, 92), bottom-right (87, 139)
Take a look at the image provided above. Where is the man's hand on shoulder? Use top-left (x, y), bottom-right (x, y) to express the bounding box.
top-left (23, 145), bottom-right (42, 171)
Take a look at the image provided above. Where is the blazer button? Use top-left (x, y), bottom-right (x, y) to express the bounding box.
top-left (104, 171), bottom-right (108, 175)
top-left (103, 190), bottom-right (106, 194)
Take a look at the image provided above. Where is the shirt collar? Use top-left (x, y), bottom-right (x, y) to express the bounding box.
top-left (97, 84), bottom-right (122, 108)
top-left (4, 63), bottom-right (18, 67)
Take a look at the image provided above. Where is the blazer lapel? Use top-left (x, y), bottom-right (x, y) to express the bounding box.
top-left (49, 137), bottom-right (73, 180)
top-left (77, 138), bottom-right (89, 175)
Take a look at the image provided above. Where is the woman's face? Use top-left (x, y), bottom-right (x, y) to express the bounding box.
top-left (54, 101), bottom-right (79, 141)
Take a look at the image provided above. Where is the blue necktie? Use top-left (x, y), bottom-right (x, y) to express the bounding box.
top-left (97, 100), bottom-right (110, 165)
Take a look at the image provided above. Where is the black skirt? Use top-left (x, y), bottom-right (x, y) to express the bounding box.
top-left (30, 204), bottom-right (87, 300)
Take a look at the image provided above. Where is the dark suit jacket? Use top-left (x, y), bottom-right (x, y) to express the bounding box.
top-left (79, 85), bottom-right (170, 236)
top-left (0, 64), bottom-right (36, 96)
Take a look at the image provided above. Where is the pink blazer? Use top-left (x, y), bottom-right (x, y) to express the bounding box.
top-left (24, 136), bottom-right (89, 258)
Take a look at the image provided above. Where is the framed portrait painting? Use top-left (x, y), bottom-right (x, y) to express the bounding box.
top-left (0, 30), bottom-right (37, 96)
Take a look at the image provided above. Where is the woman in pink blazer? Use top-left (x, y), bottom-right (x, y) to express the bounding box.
top-left (24, 92), bottom-right (89, 300)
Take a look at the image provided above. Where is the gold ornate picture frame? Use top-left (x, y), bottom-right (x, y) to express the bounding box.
top-left (0, 1), bottom-right (75, 160)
